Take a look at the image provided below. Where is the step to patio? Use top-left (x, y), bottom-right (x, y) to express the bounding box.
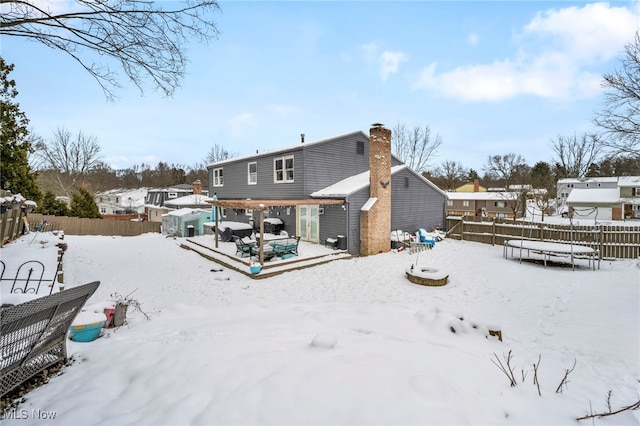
top-left (180, 238), bottom-right (352, 279)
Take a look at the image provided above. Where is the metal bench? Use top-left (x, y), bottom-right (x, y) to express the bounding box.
top-left (1, 281), bottom-right (100, 397)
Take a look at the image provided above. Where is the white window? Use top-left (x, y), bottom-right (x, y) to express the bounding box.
top-left (446, 200), bottom-right (453, 206)
top-left (246, 209), bottom-right (253, 216)
top-left (495, 212), bottom-right (507, 218)
top-left (462, 200), bottom-right (469, 207)
top-left (494, 201), bottom-right (507, 208)
top-left (274, 155), bottom-right (294, 183)
top-left (248, 162), bottom-right (257, 185)
top-left (167, 192), bottom-right (177, 199)
top-left (213, 168), bottom-right (224, 187)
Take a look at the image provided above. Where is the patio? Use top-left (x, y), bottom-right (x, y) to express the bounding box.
top-left (180, 234), bottom-right (352, 278)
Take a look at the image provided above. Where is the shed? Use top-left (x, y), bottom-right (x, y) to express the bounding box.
top-left (162, 208), bottom-right (210, 237)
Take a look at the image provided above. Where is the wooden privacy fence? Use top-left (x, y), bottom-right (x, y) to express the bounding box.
top-left (445, 216), bottom-right (640, 259)
top-left (27, 214), bottom-right (161, 236)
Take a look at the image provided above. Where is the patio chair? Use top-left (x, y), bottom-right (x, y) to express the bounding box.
top-left (34, 220), bottom-right (48, 232)
top-left (234, 236), bottom-right (255, 258)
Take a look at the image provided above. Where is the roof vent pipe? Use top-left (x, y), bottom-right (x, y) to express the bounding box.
top-left (301, 133), bottom-right (305, 143)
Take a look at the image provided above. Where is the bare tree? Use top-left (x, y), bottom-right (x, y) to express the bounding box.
top-left (551, 133), bottom-right (600, 178)
top-left (434, 160), bottom-right (467, 190)
top-left (594, 31), bottom-right (640, 157)
top-left (483, 153), bottom-right (528, 189)
top-left (483, 153), bottom-right (529, 219)
top-left (205, 143), bottom-right (233, 164)
top-left (392, 122), bottom-right (443, 173)
top-left (0, 1), bottom-right (221, 100)
top-left (33, 127), bottom-right (102, 196)
top-left (529, 161), bottom-right (558, 221)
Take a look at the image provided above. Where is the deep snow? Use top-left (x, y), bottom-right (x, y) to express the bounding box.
top-left (1, 231), bottom-right (639, 425)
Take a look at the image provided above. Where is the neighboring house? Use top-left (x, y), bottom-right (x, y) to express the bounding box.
top-left (95, 188), bottom-right (147, 215)
top-left (455, 180), bottom-right (487, 193)
top-left (144, 182), bottom-right (203, 208)
top-left (564, 176), bottom-right (640, 220)
top-left (163, 194), bottom-right (212, 210)
top-left (619, 176), bottom-right (640, 219)
top-left (164, 180), bottom-right (211, 209)
top-left (445, 191), bottom-right (524, 219)
top-left (145, 181), bottom-right (207, 223)
top-left (206, 126), bottom-right (447, 255)
top-left (556, 177), bottom-right (619, 214)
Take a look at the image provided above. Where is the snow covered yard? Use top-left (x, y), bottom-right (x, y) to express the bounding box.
top-left (1, 232), bottom-right (639, 425)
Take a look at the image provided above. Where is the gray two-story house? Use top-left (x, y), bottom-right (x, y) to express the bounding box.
top-left (207, 125), bottom-right (447, 255)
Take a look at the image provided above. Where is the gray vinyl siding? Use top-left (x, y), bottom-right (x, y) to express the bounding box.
top-left (344, 170), bottom-right (446, 254)
top-left (303, 132), bottom-right (370, 195)
top-left (318, 204), bottom-right (348, 247)
top-left (209, 148), bottom-right (305, 200)
top-left (390, 169), bottom-right (446, 233)
top-left (345, 189), bottom-right (372, 254)
top-left (208, 131), bottom-right (404, 200)
top-left (304, 133), bottom-right (403, 195)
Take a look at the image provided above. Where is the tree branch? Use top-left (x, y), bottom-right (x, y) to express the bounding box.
top-left (576, 399), bottom-right (640, 421)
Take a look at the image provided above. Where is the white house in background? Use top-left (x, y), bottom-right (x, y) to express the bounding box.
top-left (561, 176), bottom-right (640, 220)
top-left (556, 177), bottom-right (618, 213)
top-left (94, 188), bottom-right (147, 215)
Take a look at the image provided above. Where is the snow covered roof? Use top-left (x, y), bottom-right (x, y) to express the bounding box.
top-left (558, 176), bottom-right (640, 187)
top-left (361, 197), bottom-right (377, 212)
top-left (163, 208), bottom-right (208, 218)
top-left (617, 176), bottom-right (640, 187)
top-left (164, 194), bottom-right (212, 207)
top-left (557, 177), bottom-right (619, 185)
top-left (566, 188), bottom-right (620, 204)
top-left (208, 131), bottom-right (369, 167)
top-left (311, 165), bottom-right (407, 198)
top-left (445, 191), bottom-right (519, 201)
top-left (95, 188), bottom-right (147, 208)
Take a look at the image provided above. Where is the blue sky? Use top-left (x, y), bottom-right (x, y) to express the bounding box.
top-left (3, 1), bottom-right (639, 173)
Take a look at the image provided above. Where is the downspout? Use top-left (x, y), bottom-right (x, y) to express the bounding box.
top-left (302, 146), bottom-right (307, 197)
top-left (346, 200), bottom-right (350, 253)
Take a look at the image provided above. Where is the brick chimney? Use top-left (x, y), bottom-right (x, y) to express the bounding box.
top-left (192, 180), bottom-right (202, 195)
top-left (474, 179), bottom-right (479, 192)
top-left (360, 123), bottom-right (392, 256)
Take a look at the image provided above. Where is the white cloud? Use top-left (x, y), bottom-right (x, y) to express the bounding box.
top-left (413, 2), bottom-right (640, 102)
top-left (379, 50), bottom-right (408, 81)
top-left (467, 33), bottom-right (479, 46)
top-left (523, 2), bottom-right (639, 63)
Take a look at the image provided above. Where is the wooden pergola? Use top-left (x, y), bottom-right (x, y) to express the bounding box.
top-left (206, 198), bottom-right (345, 264)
